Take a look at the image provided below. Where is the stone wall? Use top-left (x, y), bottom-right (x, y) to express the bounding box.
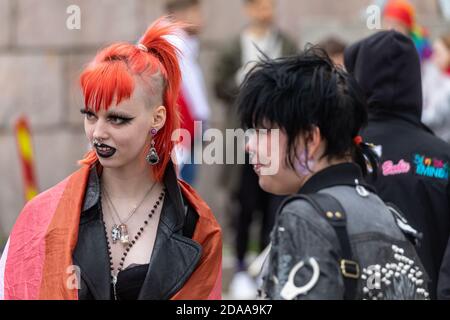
top-left (0, 0), bottom-right (448, 244)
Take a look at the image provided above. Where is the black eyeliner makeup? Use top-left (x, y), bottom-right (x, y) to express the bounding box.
top-left (107, 112), bottom-right (135, 125)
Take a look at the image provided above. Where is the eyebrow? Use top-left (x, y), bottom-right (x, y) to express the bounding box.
top-left (81, 108), bottom-right (133, 117)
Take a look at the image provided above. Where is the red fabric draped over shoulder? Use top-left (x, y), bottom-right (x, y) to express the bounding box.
top-left (172, 180), bottom-right (222, 300)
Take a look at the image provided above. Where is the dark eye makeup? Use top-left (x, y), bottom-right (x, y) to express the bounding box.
top-left (107, 111), bottom-right (135, 125)
top-left (80, 109), bottom-right (135, 125)
top-left (80, 109), bottom-right (94, 116)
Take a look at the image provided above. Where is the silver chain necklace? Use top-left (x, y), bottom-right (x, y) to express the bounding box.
top-left (103, 182), bottom-right (157, 246)
top-left (100, 187), bottom-right (166, 300)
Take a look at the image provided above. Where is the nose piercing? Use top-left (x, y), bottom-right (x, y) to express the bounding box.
top-left (93, 138), bottom-right (103, 146)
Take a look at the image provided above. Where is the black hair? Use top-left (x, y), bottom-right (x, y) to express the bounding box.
top-left (237, 46), bottom-right (379, 177)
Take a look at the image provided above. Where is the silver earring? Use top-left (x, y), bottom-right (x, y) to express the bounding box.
top-left (146, 128), bottom-right (160, 165)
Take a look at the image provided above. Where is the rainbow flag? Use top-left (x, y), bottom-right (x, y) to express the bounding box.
top-left (411, 25), bottom-right (433, 61)
top-left (383, 0), bottom-right (433, 61)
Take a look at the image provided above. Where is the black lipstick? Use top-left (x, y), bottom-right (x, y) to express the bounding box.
top-left (94, 143), bottom-right (117, 158)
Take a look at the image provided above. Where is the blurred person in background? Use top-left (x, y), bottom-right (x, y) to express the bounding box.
top-left (382, 0), bottom-right (432, 62)
top-left (317, 36), bottom-right (347, 67)
top-left (0, 18), bottom-right (222, 300)
top-left (380, 0), bottom-right (450, 144)
top-left (422, 34), bottom-right (450, 143)
top-left (164, 0), bottom-right (211, 186)
top-left (433, 35), bottom-right (450, 301)
top-left (345, 30), bottom-right (450, 299)
top-left (214, 0), bottom-right (297, 299)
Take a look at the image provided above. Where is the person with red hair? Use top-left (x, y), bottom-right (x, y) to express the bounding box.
top-left (382, 0), bottom-right (432, 61)
top-left (0, 17), bottom-right (222, 300)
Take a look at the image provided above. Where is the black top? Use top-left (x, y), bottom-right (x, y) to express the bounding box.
top-left (114, 264), bottom-right (150, 300)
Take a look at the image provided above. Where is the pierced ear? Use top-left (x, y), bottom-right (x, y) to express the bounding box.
top-left (151, 105), bottom-right (167, 132)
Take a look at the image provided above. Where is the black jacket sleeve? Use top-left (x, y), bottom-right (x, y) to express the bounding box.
top-left (437, 183), bottom-right (450, 300)
top-left (438, 237), bottom-right (450, 300)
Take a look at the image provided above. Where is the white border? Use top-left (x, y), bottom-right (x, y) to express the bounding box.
top-left (0, 238), bottom-right (10, 300)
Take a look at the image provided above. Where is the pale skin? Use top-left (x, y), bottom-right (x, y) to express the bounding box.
top-left (246, 125), bottom-right (350, 195)
top-left (83, 83), bottom-right (167, 273)
top-left (432, 39), bottom-right (450, 72)
top-left (382, 17), bottom-right (410, 36)
top-left (170, 3), bottom-right (204, 36)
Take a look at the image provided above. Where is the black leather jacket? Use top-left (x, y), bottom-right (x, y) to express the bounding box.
top-left (260, 163), bottom-right (429, 300)
top-left (73, 164), bottom-right (202, 300)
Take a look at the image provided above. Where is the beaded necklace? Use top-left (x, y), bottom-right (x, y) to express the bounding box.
top-left (100, 185), bottom-right (166, 300)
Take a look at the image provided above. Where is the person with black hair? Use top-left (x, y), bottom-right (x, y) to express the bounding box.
top-left (237, 47), bottom-right (428, 300)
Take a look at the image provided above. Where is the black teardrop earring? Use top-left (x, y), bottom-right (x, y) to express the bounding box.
top-left (146, 128), bottom-right (160, 165)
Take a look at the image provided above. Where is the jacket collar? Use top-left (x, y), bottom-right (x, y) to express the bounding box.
top-left (298, 162), bottom-right (376, 194)
top-left (74, 162), bottom-right (201, 300)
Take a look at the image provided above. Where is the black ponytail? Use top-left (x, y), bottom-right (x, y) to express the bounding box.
top-left (354, 139), bottom-right (380, 179)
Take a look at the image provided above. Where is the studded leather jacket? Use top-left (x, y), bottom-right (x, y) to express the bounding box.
top-left (259, 163), bottom-right (430, 300)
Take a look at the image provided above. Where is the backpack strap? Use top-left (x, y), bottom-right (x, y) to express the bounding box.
top-left (281, 193), bottom-right (360, 300)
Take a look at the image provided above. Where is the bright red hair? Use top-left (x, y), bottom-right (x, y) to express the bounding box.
top-left (78, 17), bottom-right (183, 182)
top-left (383, 0), bottom-right (416, 30)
